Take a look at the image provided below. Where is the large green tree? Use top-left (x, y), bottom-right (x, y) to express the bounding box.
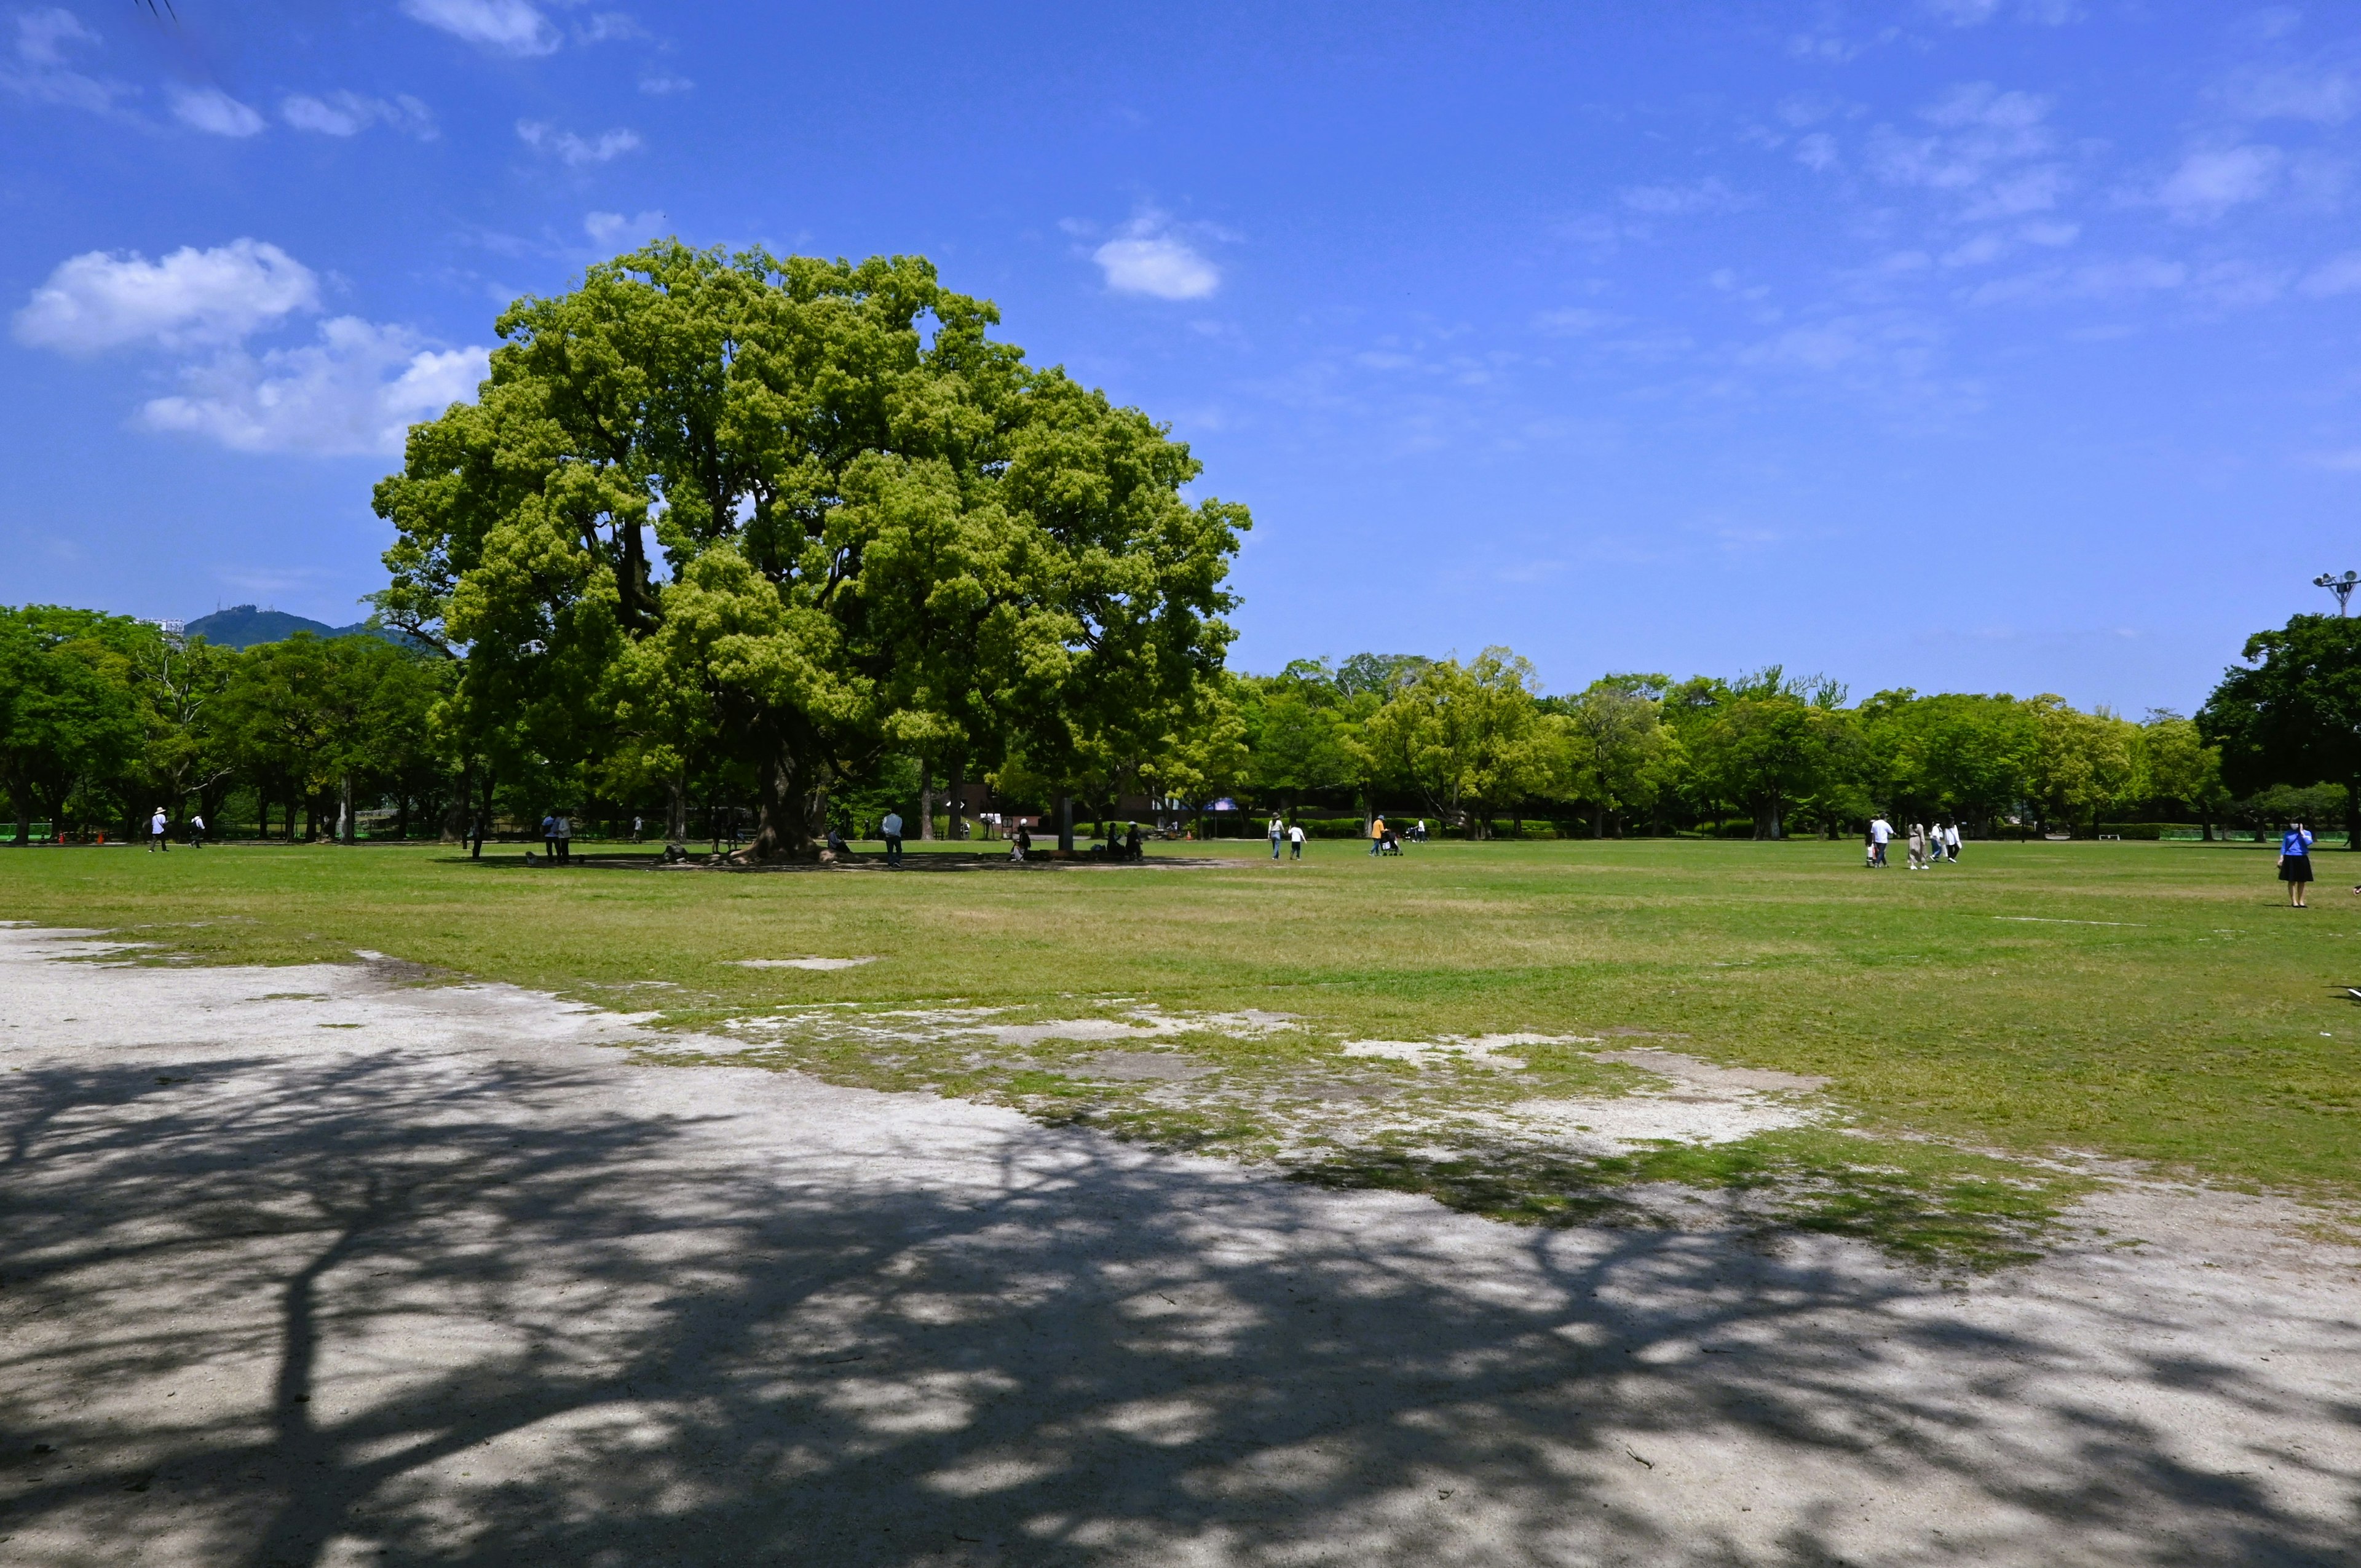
top-left (1671, 667), bottom-right (1851, 839)
top-left (2200, 612), bottom-right (2361, 845)
top-left (1362, 649), bottom-right (1551, 837)
top-left (0, 606), bottom-right (149, 842)
top-left (1559, 673), bottom-right (1675, 836)
top-left (376, 242), bottom-right (1246, 859)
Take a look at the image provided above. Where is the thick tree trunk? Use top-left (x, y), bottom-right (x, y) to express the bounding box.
top-left (470, 769), bottom-right (494, 859)
top-left (1058, 795), bottom-right (1074, 854)
top-left (920, 765), bottom-right (935, 841)
top-left (338, 775), bottom-right (355, 844)
top-left (1754, 797), bottom-right (1783, 841)
top-left (1592, 803), bottom-right (1604, 839)
top-left (665, 769), bottom-right (687, 844)
top-left (440, 761), bottom-right (472, 844)
top-left (741, 743), bottom-right (824, 861)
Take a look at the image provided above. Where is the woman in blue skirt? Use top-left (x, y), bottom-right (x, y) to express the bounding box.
top-left (2277, 820), bottom-right (2315, 907)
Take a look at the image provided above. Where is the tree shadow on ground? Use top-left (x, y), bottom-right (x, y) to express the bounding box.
top-left (0, 1052), bottom-right (2350, 1567)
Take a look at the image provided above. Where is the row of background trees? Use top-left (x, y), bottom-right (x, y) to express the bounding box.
top-left (10, 242), bottom-right (2357, 852)
top-left (6, 598), bottom-right (2354, 848)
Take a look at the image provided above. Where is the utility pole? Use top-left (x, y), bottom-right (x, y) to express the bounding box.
top-left (2314, 571), bottom-right (2359, 615)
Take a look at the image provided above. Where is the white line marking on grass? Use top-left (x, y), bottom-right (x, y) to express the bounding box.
top-left (1993, 917), bottom-right (2147, 927)
top-left (733, 957), bottom-right (879, 970)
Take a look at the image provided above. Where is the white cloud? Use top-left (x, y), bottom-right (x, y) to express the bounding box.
top-left (2300, 251), bottom-right (2361, 296)
top-left (1, 7), bottom-right (129, 114)
top-left (2220, 61), bottom-right (2361, 125)
top-left (638, 73), bottom-right (693, 94)
top-left (1091, 214), bottom-right (1221, 299)
top-left (14, 239), bottom-right (318, 354)
top-left (1921, 0), bottom-right (2079, 22)
top-left (584, 209), bottom-right (667, 245)
top-left (1965, 255), bottom-right (2186, 306)
top-left (1942, 233), bottom-right (2009, 267)
top-left (168, 84), bottom-right (266, 137)
top-left (2155, 145), bottom-right (2282, 222)
top-left (400, 0), bottom-right (558, 57)
top-left (2190, 259), bottom-right (2288, 309)
top-left (1963, 164), bottom-right (2067, 219)
top-left (282, 91), bottom-right (435, 138)
top-left (141, 317), bottom-right (488, 457)
top-left (14, 6), bottom-right (91, 66)
top-left (1795, 132), bottom-right (1838, 171)
top-left (1619, 177), bottom-right (1754, 215)
top-left (1533, 307), bottom-right (1619, 335)
top-left (1904, 83), bottom-right (2048, 164)
top-left (516, 119), bottom-right (640, 165)
top-left (576, 12), bottom-right (644, 43)
top-left (1872, 84), bottom-right (2059, 220)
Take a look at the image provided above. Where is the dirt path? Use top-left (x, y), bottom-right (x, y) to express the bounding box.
top-left (2, 925), bottom-right (2355, 1566)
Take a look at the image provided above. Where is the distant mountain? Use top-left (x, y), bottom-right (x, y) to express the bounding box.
top-left (184, 604), bottom-right (420, 651)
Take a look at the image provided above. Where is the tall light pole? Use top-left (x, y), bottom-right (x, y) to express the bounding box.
top-left (2315, 571), bottom-right (2358, 615)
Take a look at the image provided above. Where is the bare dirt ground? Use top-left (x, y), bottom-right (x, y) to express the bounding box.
top-left (1, 925), bottom-right (2356, 1567)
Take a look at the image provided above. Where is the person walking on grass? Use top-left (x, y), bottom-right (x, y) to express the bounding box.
top-left (1944, 820), bottom-right (1963, 862)
top-left (1369, 815), bottom-right (1387, 857)
top-left (1907, 822), bottom-right (1929, 871)
top-left (555, 812), bottom-right (573, 865)
top-left (188, 812), bottom-right (205, 849)
top-left (1269, 815), bottom-right (1284, 860)
top-left (2279, 819), bottom-right (2315, 907)
top-left (148, 807), bottom-right (168, 853)
top-left (1010, 823), bottom-right (1031, 863)
top-left (1289, 821), bottom-right (1305, 860)
top-left (882, 809), bottom-right (904, 868)
top-left (1868, 814), bottom-right (1894, 866)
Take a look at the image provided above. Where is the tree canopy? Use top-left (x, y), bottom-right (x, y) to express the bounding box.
top-left (2199, 611), bottom-right (2361, 841)
top-left (374, 242), bottom-right (1248, 858)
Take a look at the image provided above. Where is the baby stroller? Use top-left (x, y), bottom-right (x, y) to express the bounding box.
top-left (1377, 828), bottom-right (1404, 855)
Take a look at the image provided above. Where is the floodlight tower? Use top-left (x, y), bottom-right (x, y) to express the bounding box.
top-left (2314, 571), bottom-right (2359, 616)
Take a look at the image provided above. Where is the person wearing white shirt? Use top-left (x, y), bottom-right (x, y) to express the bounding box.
top-left (881, 810), bottom-right (904, 868)
top-left (188, 812), bottom-right (205, 849)
top-left (1287, 822), bottom-right (1305, 860)
top-left (1867, 815), bottom-right (1893, 867)
top-left (1944, 822), bottom-right (1962, 861)
top-left (148, 808), bottom-right (168, 853)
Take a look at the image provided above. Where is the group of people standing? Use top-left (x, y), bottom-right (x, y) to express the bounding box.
top-left (1865, 815), bottom-right (1961, 869)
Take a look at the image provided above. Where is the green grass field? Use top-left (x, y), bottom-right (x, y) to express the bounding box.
top-left (6, 836), bottom-right (2354, 1267)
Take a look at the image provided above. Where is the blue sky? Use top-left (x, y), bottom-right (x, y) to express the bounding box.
top-left (6, 1), bottom-right (2361, 713)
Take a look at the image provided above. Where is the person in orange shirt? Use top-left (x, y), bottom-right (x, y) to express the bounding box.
top-left (1368, 815), bottom-right (1386, 857)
